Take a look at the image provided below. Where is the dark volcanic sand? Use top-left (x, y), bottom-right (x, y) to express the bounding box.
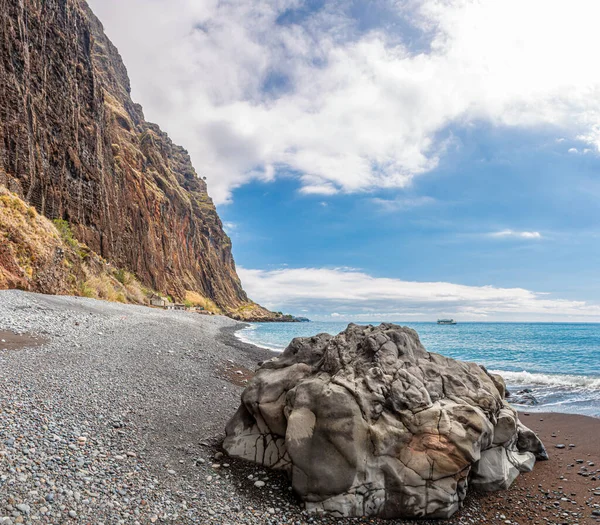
top-left (1, 291), bottom-right (599, 524)
top-left (476, 412), bottom-right (600, 524)
top-left (0, 330), bottom-right (47, 351)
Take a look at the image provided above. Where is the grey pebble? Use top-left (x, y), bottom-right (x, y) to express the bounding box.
top-left (0, 290), bottom-right (512, 524)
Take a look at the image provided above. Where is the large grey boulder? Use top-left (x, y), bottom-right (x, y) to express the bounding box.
top-left (224, 323), bottom-right (547, 519)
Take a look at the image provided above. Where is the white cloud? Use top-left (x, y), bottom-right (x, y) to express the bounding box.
top-left (238, 267), bottom-right (600, 321)
top-left (89, 0), bottom-right (600, 203)
top-left (488, 230), bottom-right (542, 239)
top-left (372, 196), bottom-right (436, 212)
top-left (299, 183), bottom-right (339, 196)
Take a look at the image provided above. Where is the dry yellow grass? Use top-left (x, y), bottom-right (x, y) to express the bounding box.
top-left (184, 290), bottom-right (222, 313)
top-left (82, 274), bottom-right (125, 302)
top-left (79, 267), bottom-right (152, 305)
top-left (228, 300), bottom-right (279, 321)
top-left (0, 187), bottom-right (63, 289)
top-left (0, 185), bottom-right (155, 305)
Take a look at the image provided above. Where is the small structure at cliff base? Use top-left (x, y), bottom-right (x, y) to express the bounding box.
top-left (150, 294), bottom-right (168, 307)
top-left (224, 323), bottom-right (547, 519)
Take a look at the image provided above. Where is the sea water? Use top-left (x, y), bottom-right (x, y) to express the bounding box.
top-left (236, 322), bottom-right (600, 417)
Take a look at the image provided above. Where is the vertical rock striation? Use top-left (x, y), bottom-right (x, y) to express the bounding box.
top-left (0, 0), bottom-right (257, 312)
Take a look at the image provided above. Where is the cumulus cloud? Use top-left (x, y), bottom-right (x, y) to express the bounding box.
top-left (89, 0), bottom-right (600, 203)
top-left (238, 267), bottom-right (600, 321)
top-left (488, 230), bottom-right (542, 239)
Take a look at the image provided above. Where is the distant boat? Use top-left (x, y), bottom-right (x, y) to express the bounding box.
top-left (437, 319), bottom-right (457, 325)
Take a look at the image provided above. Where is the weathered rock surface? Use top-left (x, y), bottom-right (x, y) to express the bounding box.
top-left (224, 323), bottom-right (548, 519)
top-left (0, 0), bottom-right (270, 316)
top-left (510, 389), bottom-right (540, 406)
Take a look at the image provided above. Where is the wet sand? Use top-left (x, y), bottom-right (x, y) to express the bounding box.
top-left (0, 330), bottom-right (47, 350)
top-left (477, 412), bottom-right (600, 524)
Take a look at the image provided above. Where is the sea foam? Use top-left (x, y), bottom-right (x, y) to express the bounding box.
top-left (490, 369), bottom-right (600, 390)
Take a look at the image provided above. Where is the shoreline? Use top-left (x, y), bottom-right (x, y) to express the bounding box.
top-left (228, 323), bottom-right (286, 352)
top-left (233, 322), bottom-right (600, 419)
top-left (1, 290), bottom-right (599, 524)
top-left (225, 322), bottom-right (600, 523)
top-left (223, 322), bottom-right (600, 523)
top-left (218, 323), bottom-right (279, 361)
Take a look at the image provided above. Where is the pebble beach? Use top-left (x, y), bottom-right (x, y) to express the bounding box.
top-left (1, 290), bottom-right (599, 524)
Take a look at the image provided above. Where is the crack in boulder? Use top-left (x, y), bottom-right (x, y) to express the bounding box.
top-left (224, 323), bottom-right (547, 519)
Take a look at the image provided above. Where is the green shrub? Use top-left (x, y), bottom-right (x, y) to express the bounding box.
top-left (80, 281), bottom-right (95, 298)
top-left (53, 219), bottom-right (79, 250)
top-left (114, 268), bottom-right (130, 285)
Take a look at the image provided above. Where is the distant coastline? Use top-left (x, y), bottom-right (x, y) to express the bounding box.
top-left (232, 314), bottom-right (310, 323)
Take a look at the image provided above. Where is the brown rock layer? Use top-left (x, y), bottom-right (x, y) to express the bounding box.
top-left (0, 0), bottom-right (257, 313)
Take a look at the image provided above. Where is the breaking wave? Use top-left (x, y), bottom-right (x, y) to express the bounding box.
top-left (235, 326), bottom-right (284, 352)
top-left (490, 369), bottom-right (600, 390)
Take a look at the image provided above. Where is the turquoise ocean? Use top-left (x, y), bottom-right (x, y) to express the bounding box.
top-left (236, 322), bottom-right (600, 417)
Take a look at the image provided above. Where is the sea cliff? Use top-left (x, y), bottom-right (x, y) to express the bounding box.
top-left (0, 0), bottom-right (272, 319)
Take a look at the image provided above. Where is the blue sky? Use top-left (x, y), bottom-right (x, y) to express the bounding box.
top-left (89, 0), bottom-right (600, 321)
top-left (221, 125), bottom-right (600, 319)
top-left (223, 127), bottom-right (600, 293)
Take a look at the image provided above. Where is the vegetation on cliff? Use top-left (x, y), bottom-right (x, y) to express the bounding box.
top-left (0, 186), bottom-right (150, 303)
top-left (0, 0), bottom-right (276, 320)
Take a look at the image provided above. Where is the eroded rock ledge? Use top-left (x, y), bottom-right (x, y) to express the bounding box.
top-left (224, 323), bottom-right (547, 519)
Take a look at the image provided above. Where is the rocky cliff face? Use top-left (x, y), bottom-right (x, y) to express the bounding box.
top-left (0, 186), bottom-right (155, 304)
top-left (0, 0), bottom-right (260, 314)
